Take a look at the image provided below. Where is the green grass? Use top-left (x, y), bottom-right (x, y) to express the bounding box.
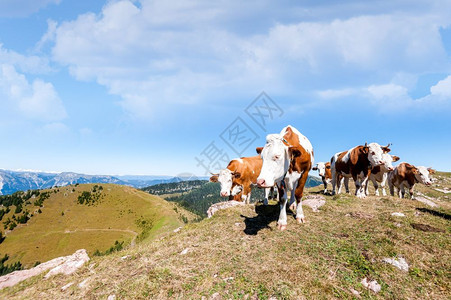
top-left (1, 175), bottom-right (450, 299)
top-left (0, 184), bottom-right (193, 267)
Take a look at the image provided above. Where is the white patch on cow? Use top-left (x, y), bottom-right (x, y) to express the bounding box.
top-left (415, 166), bottom-right (433, 186)
top-left (233, 158), bottom-right (243, 164)
top-left (231, 184), bottom-right (243, 196)
top-left (341, 147), bottom-right (355, 164)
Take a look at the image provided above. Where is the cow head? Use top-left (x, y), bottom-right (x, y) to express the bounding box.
top-left (366, 142), bottom-right (386, 167)
top-left (313, 162), bottom-right (327, 177)
top-left (257, 134), bottom-right (300, 188)
top-left (211, 169), bottom-right (242, 197)
top-left (414, 166), bottom-right (434, 186)
top-left (380, 153), bottom-right (399, 172)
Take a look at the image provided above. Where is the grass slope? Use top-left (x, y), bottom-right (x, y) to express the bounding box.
top-left (0, 184), bottom-right (193, 267)
top-left (1, 174), bottom-right (450, 299)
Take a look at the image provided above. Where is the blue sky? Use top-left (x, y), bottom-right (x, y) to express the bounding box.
top-left (0, 0), bottom-right (450, 176)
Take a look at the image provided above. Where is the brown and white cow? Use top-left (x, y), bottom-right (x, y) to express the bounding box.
top-left (365, 153), bottom-right (400, 196)
top-left (388, 162), bottom-right (435, 199)
top-left (312, 162), bottom-right (332, 194)
top-left (209, 155), bottom-right (275, 204)
top-left (331, 143), bottom-right (389, 198)
top-left (256, 125), bottom-right (314, 230)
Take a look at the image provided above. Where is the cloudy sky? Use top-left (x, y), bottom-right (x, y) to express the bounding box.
top-left (0, 0), bottom-right (450, 176)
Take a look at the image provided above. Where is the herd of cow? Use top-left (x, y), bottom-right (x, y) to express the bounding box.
top-left (209, 125), bottom-right (435, 231)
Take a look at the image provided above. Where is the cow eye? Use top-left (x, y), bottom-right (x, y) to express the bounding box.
top-left (273, 155), bottom-right (280, 160)
top-left (371, 151), bottom-right (375, 155)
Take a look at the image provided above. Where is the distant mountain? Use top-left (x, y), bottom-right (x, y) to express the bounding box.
top-left (0, 170), bottom-right (210, 195)
top-left (0, 170), bottom-right (128, 195)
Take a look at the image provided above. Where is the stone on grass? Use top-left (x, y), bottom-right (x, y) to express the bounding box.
top-left (302, 195), bottom-right (326, 212)
top-left (391, 212), bottom-right (405, 217)
top-left (382, 257), bottom-right (409, 272)
top-left (0, 249), bottom-right (89, 289)
top-left (207, 201), bottom-right (245, 218)
top-left (361, 278), bottom-right (381, 293)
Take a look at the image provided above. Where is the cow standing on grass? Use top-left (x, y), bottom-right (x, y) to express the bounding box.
top-left (256, 125), bottom-right (314, 230)
top-left (366, 153), bottom-right (400, 196)
top-left (331, 143), bottom-right (390, 198)
top-left (388, 162), bottom-right (435, 199)
top-left (312, 162), bottom-right (333, 194)
top-left (209, 156), bottom-right (276, 204)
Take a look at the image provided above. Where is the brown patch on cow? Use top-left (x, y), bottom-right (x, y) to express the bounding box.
top-left (392, 163), bottom-right (419, 187)
top-left (334, 147), bottom-right (371, 184)
top-left (225, 155), bottom-right (263, 201)
top-left (371, 166), bottom-right (382, 176)
top-left (325, 162), bottom-right (332, 180)
top-left (281, 126), bottom-right (312, 205)
top-left (411, 223), bottom-right (445, 232)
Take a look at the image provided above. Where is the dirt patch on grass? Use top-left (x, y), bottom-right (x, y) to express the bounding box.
top-left (410, 223), bottom-right (445, 232)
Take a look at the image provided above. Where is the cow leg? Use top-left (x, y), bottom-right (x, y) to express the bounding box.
top-left (343, 177), bottom-right (349, 193)
top-left (400, 183), bottom-right (405, 198)
top-left (381, 173), bottom-right (387, 196)
top-left (264, 188), bottom-right (270, 205)
top-left (358, 176), bottom-right (369, 199)
top-left (322, 177), bottom-right (328, 194)
top-left (389, 179), bottom-right (395, 196)
top-left (409, 184), bottom-right (415, 200)
top-left (331, 168), bottom-right (337, 195)
top-left (373, 179), bottom-right (380, 196)
top-left (337, 174), bottom-right (343, 194)
top-left (277, 189), bottom-right (288, 231)
top-left (294, 171), bottom-right (309, 224)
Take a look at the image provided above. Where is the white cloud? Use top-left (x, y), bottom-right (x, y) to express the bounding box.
top-left (0, 64), bottom-right (67, 122)
top-left (430, 75), bottom-right (451, 98)
top-left (0, 44), bottom-right (53, 74)
top-left (0, 0), bottom-right (61, 18)
top-left (48, 0), bottom-right (451, 120)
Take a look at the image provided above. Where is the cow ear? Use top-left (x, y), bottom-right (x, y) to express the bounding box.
top-left (392, 155), bottom-right (400, 162)
top-left (209, 175), bottom-right (218, 182)
top-left (289, 146), bottom-right (302, 158)
top-left (412, 168), bottom-right (419, 174)
top-left (312, 166), bottom-right (318, 170)
top-left (361, 145), bottom-right (369, 154)
top-left (233, 172), bottom-right (241, 179)
top-left (427, 168), bottom-right (436, 174)
top-left (382, 147), bottom-right (391, 153)
top-left (256, 147), bottom-right (263, 154)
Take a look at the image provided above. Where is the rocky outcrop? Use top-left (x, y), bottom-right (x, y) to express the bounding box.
top-left (0, 249), bottom-right (89, 289)
top-left (207, 201), bottom-right (245, 218)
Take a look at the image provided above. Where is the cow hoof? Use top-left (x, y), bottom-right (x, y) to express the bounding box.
top-left (277, 224), bottom-right (287, 231)
top-left (296, 217), bottom-right (305, 224)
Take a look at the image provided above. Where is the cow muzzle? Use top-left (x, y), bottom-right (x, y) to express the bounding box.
top-left (257, 179), bottom-right (268, 188)
top-left (220, 191), bottom-right (229, 197)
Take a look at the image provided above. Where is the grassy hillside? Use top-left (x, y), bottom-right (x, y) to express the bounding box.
top-left (0, 184), bottom-right (194, 268)
top-left (1, 174), bottom-right (450, 299)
